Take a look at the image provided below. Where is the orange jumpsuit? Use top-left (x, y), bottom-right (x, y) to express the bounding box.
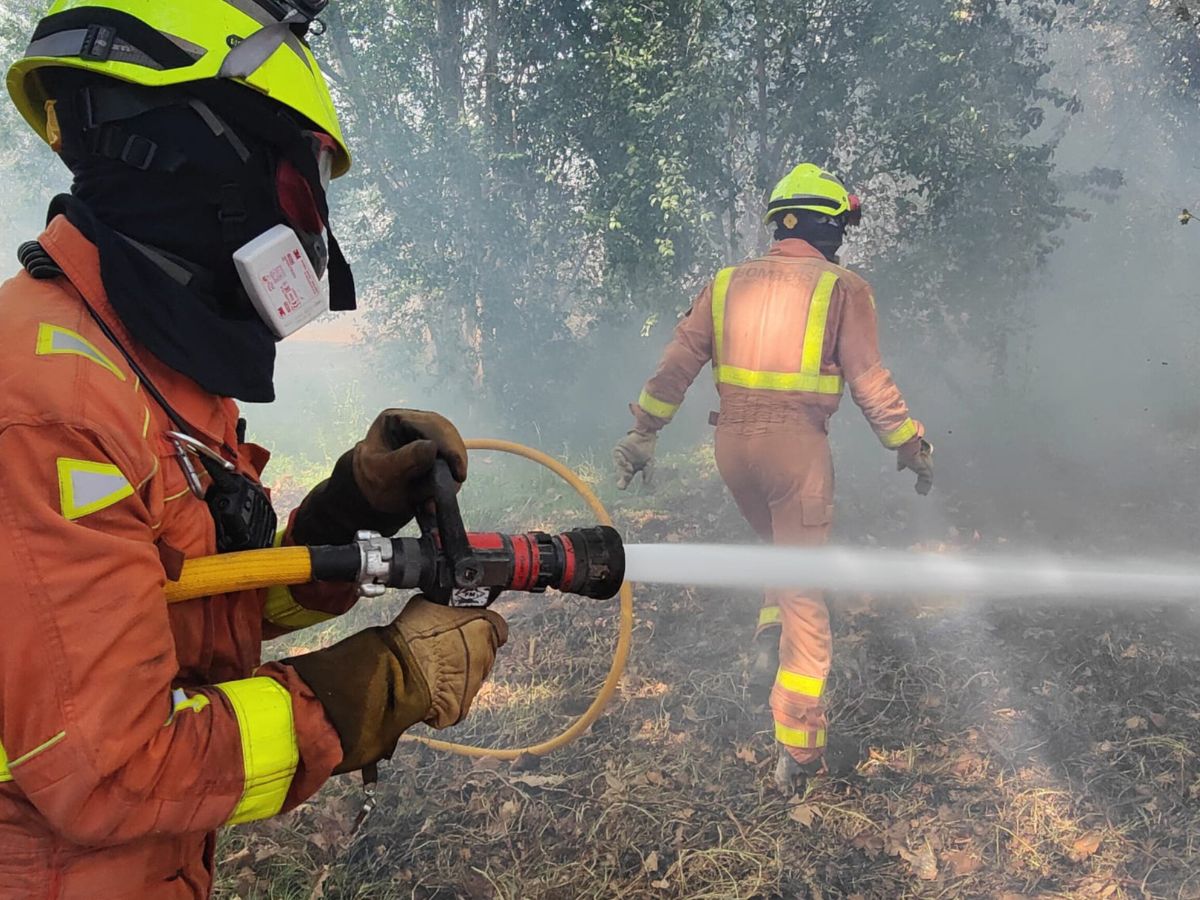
top-left (0, 216), bottom-right (360, 898)
top-left (633, 238), bottom-right (923, 764)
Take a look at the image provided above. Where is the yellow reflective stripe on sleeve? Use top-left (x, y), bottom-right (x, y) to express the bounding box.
top-left (880, 417), bottom-right (918, 449)
top-left (637, 389), bottom-right (680, 421)
top-left (216, 677), bottom-right (299, 825)
top-left (57, 458), bottom-right (134, 521)
top-left (0, 731), bottom-right (66, 782)
top-left (710, 267), bottom-right (735, 379)
top-left (800, 271), bottom-right (839, 379)
top-left (264, 585), bottom-right (335, 630)
top-left (776, 669), bottom-right (825, 699)
top-left (757, 606), bottom-right (781, 627)
top-left (262, 528), bottom-right (334, 630)
top-left (713, 365), bottom-right (844, 395)
top-left (35, 323), bottom-right (125, 381)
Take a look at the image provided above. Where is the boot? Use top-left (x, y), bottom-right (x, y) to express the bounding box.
top-left (773, 735), bottom-right (865, 792)
top-left (773, 747), bottom-right (822, 793)
top-left (747, 628), bottom-right (780, 706)
top-left (823, 733), bottom-right (866, 777)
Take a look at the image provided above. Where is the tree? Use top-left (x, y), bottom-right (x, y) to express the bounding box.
top-left (0, 0), bottom-right (61, 250)
top-left (319, 0), bottom-right (1088, 433)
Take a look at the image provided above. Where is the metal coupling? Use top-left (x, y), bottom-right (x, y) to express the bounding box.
top-left (355, 530), bottom-right (394, 598)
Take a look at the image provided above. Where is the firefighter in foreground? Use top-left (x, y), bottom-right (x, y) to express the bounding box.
top-left (613, 165), bottom-right (933, 788)
top-left (0, 2), bottom-right (507, 895)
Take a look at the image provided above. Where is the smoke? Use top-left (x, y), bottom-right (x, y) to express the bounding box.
top-left (0, 4), bottom-right (1194, 553)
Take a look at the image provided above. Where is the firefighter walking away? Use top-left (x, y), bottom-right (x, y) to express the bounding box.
top-left (613, 163), bottom-right (933, 789)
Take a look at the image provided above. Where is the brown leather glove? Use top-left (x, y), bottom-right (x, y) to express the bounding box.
top-left (284, 596), bottom-right (508, 774)
top-left (897, 437), bottom-right (934, 496)
top-left (291, 409), bottom-right (468, 546)
top-left (613, 430), bottom-right (657, 490)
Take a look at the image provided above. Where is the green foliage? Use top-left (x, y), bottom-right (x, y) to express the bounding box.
top-left (319, 0), bottom-right (1088, 425)
top-left (0, 0), bottom-right (60, 246)
top-left (0, 1), bottom-right (1106, 422)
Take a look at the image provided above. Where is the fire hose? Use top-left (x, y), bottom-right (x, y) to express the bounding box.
top-left (164, 439), bottom-right (634, 759)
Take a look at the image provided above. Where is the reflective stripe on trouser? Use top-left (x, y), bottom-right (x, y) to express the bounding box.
top-left (215, 677), bottom-right (300, 825)
top-left (715, 426), bottom-right (834, 764)
top-left (756, 604), bottom-right (781, 636)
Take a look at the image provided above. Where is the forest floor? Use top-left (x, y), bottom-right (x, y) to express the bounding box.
top-left (215, 445), bottom-right (1200, 900)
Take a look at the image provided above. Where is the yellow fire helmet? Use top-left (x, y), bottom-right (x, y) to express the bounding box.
top-left (765, 163), bottom-right (856, 225)
top-left (6, 0), bottom-right (350, 177)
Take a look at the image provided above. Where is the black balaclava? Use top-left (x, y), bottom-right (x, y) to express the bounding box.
top-left (773, 209), bottom-right (846, 263)
top-left (43, 70), bottom-right (354, 402)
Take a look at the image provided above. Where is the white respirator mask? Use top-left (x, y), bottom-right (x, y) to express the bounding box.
top-left (233, 129), bottom-right (341, 338)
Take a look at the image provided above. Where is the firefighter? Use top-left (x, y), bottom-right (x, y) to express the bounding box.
top-left (613, 163), bottom-right (933, 788)
top-left (0, 2), bottom-right (506, 895)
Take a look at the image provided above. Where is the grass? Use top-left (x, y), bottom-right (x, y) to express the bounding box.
top-left (218, 442), bottom-right (1200, 900)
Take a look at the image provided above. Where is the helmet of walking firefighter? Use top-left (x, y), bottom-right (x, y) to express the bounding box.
top-left (6, 0), bottom-right (349, 177)
top-left (765, 163), bottom-right (862, 229)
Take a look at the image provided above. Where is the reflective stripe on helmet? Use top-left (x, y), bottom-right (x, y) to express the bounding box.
top-left (216, 676), bottom-right (299, 825)
top-left (637, 389), bottom-right (679, 422)
top-left (711, 268), bottom-right (844, 396)
top-left (23, 28), bottom-right (177, 70)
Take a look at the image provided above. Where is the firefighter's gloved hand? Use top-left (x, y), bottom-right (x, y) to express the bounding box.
top-left (354, 409), bottom-right (468, 515)
top-left (391, 597), bottom-right (508, 728)
top-left (897, 437), bottom-right (934, 496)
top-left (290, 409), bottom-right (468, 546)
top-left (284, 596), bottom-right (508, 775)
top-left (613, 430), bottom-right (657, 490)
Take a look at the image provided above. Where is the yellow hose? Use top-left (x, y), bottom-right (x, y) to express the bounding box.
top-left (165, 545), bottom-right (313, 603)
top-left (407, 438), bottom-right (634, 759)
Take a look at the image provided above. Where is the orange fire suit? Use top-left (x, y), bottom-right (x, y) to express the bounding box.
top-left (632, 238), bottom-right (923, 764)
top-left (0, 216), bottom-right (361, 898)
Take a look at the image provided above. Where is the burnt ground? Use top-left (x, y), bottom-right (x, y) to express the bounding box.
top-left (216, 449), bottom-right (1200, 900)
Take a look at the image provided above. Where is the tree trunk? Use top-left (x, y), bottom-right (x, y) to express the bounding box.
top-left (434, 0), bottom-right (466, 123)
